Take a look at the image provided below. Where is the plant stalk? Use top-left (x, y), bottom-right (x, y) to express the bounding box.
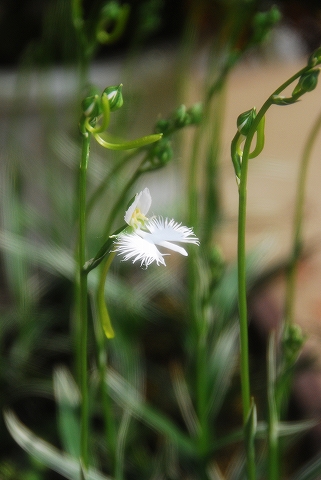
top-left (78, 131), bottom-right (91, 470)
top-left (237, 64), bottom-right (309, 480)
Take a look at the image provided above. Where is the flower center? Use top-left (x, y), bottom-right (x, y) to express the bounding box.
top-left (129, 208), bottom-right (148, 229)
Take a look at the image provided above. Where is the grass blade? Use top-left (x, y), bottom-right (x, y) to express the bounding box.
top-left (4, 410), bottom-right (112, 480)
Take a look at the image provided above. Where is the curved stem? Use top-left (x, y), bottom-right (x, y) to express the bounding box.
top-left (94, 132), bottom-right (162, 151)
top-left (237, 136), bottom-right (256, 480)
top-left (85, 94), bottom-right (111, 134)
top-left (95, 253), bottom-right (117, 470)
top-left (97, 253), bottom-right (116, 339)
top-left (236, 63), bottom-right (310, 480)
top-left (92, 268), bottom-right (117, 471)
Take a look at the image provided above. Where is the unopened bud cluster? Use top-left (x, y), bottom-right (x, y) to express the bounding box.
top-left (251, 6), bottom-right (281, 46)
top-left (99, 1), bottom-right (123, 24)
top-left (155, 103), bottom-right (203, 135)
top-left (308, 46), bottom-right (321, 68)
top-left (140, 138), bottom-right (173, 172)
top-left (81, 84), bottom-right (123, 121)
top-left (272, 67), bottom-right (320, 106)
top-left (141, 102), bottom-right (202, 170)
top-left (282, 324), bottom-right (306, 366)
top-left (292, 69), bottom-right (320, 97)
top-left (208, 246), bottom-right (225, 291)
top-left (96, 1), bottom-right (130, 45)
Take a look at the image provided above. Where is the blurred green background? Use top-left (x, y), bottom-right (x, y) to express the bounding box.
top-left (0, 0), bottom-right (321, 67)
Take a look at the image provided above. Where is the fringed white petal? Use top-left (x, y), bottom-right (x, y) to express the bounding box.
top-left (114, 232), bottom-right (166, 267)
top-left (157, 240), bottom-right (188, 256)
top-left (114, 215), bottom-right (199, 268)
top-left (144, 217), bottom-right (200, 245)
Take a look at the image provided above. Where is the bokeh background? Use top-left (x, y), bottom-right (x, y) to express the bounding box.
top-left (0, 0), bottom-right (321, 66)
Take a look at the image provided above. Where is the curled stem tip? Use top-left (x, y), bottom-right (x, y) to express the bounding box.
top-left (97, 253), bottom-right (116, 339)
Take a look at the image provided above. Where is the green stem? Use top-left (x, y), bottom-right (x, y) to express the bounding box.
top-left (237, 168), bottom-right (251, 421)
top-left (94, 298), bottom-right (117, 472)
top-left (97, 253), bottom-right (116, 339)
top-left (94, 132), bottom-right (162, 150)
top-left (237, 64), bottom-right (310, 480)
top-left (237, 144), bottom-right (256, 480)
top-left (284, 108), bottom-right (321, 325)
top-left (196, 322), bottom-right (209, 457)
top-left (78, 131), bottom-right (91, 470)
top-left (267, 334), bottom-right (279, 480)
top-left (237, 127), bottom-right (259, 480)
top-left (89, 255), bottom-right (117, 473)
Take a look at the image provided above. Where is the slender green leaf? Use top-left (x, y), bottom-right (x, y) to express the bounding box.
top-left (207, 325), bottom-right (239, 418)
top-left (0, 231), bottom-right (75, 279)
top-left (115, 411), bottom-right (131, 480)
top-left (53, 367), bottom-right (81, 459)
top-left (4, 410), bottom-right (112, 480)
top-left (171, 363), bottom-right (199, 437)
top-left (277, 420), bottom-right (316, 437)
top-left (212, 418), bottom-right (315, 453)
top-left (105, 369), bottom-right (195, 456)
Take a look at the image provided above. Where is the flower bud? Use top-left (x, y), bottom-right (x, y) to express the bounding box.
top-left (282, 324), bottom-right (306, 365)
top-left (308, 46), bottom-right (321, 68)
top-left (187, 102), bottom-right (203, 125)
top-left (208, 245), bottom-right (225, 288)
top-left (100, 1), bottom-right (121, 22)
top-left (81, 94), bottom-right (102, 118)
top-left (251, 6), bottom-right (281, 46)
top-left (173, 104), bottom-right (190, 127)
top-left (153, 140), bottom-right (173, 165)
top-left (140, 139), bottom-right (173, 172)
top-left (154, 118), bottom-right (171, 134)
top-left (237, 107), bottom-right (256, 135)
top-left (102, 84), bottom-right (124, 112)
top-left (96, 2), bottom-right (130, 45)
top-left (292, 69), bottom-right (320, 97)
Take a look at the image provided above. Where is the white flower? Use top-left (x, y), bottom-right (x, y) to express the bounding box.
top-left (114, 188), bottom-right (199, 267)
top-left (124, 187), bottom-right (152, 229)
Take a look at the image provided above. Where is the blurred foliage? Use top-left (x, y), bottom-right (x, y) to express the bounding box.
top-left (0, 0), bottom-right (321, 65)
